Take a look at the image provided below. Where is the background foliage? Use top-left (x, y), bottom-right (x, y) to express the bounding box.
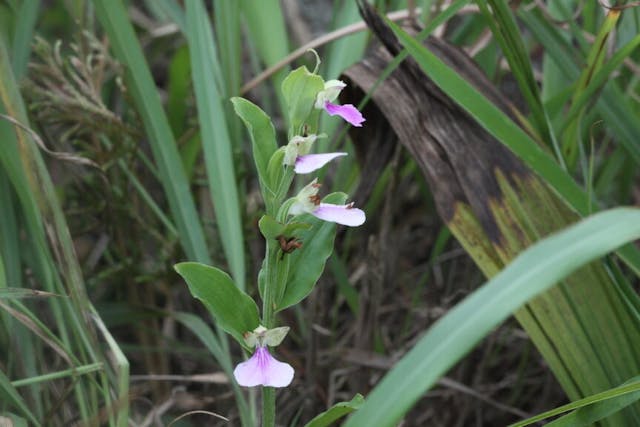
top-left (0, 0), bottom-right (639, 426)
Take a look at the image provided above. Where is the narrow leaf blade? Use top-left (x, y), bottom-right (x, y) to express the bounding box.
top-left (344, 208), bottom-right (640, 427)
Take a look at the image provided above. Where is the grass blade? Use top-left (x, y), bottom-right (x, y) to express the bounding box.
top-left (240, 0), bottom-right (290, 116)
top-left (344, 208), bottom-right (640, 427)
top-left (186, 0), bottom-right (246, 289)
top-left (10, 0), bottom-right (40, 79)
top-left (0, 369), bottom-right (40, 426)
top-left (560, 8), bottom-right (620, 167)
top-left (93, 0), bottom-right (211, 264)
top-left (476, 0), bottom-right (554, 145)
top-left (519, 8), bottom-right (640, 166)
top-left (510, 376), bottom-right (640, 427)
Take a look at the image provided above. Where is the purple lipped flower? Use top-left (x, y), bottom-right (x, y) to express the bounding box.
top-left (289, 179), bottom-right (366, 227)
top-left (294, 152), bottom-right (347, 174)
top-left (233, 345), bottom-right (294, 388)
top-left (283, 134), bottom-right (347, 174)
top-left (315, 80), bottom-right (365, 127)
top-left (234, 325), bottom-right (294, 388)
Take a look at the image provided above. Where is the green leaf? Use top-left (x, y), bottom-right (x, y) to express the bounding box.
top-left (0, 288), bottom-right (60, 299)
top-left (0, 369), bottom-right (40, 426)
top-left (322, 1), bottom-right (369, 80)
top-left (559, 33), bottom-right (640, 138)
top-left (265, 147), bottom-right (294, 208)
top-left (476, 0), bottom-right (553, 146)
top-left (560, 9), bottom-right (621, 167)
top-left (278, 192), bottom-right (347, 311)
top-left (281, 66), bottom-right (325, 137)
top-left (174, 262), bottom-right (260, 346)
top-left (231, 96), bottom-right (278, 196)
top-left (93, 0), bottom-right (211, 264)
top-left (186, 0), bottom-right (246, 289)
top-left (520, 8), bottom-right (640, 166)
top-left (167, 45), bottom-right (191, 136)
top-left (510, 376), bottom-right (640, 427)
top-left (240, 0), bottom-right (290, 116)
top-left (152, 0), bottom-right (186, 33)
top-left (258, 215), bottom-right (285, 240)
top-left (10, 0), bottom-right (40, 79)
top-left (258, 215), bottom-right (310, 240)
top-left (305, 394), bottom-right (365, 427)
top-left (344, 208), bottom-right (640, 427)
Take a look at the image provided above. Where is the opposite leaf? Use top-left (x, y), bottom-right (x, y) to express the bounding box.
top-left (175, 262), bottom-right (260, 346)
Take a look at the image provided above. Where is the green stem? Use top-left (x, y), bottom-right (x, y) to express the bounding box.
top-left (261, 240), bottom-right (278, 425)
top-left (262, 240), bottom-right (277, 329)
top-left (262, 387), bottom-right (276, 427)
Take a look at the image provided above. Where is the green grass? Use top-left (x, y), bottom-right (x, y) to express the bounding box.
top-left (1, 1), bottom-right (640, 425)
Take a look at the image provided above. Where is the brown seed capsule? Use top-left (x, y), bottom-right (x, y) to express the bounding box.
top-left (277, 235), bottom-right (303, 255)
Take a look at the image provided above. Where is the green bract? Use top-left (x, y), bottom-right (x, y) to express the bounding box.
top-left (281, 66), bottom-right (324, 137)
top-left (258, 215), bottom-right (310, 240)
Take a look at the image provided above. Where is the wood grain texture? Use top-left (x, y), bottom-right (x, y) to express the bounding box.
top-left (343, 2), bottom-right (530, 244)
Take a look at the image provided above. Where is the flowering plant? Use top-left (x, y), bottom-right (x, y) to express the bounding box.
top-left (175, 56), bottom-right (365, 426)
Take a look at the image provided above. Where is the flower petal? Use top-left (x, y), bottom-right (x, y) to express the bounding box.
top-left (294, 153), bottom-right (348, 174)
top-left (312, 203), bottom-right (366, 227)
top-left (233, 347), bottom-right (294, 388)
top-left (262, 356), bottom-right (295, 388)
top-left (324, 102), bottom-right (365, 127)
top-left (315, 80), bottom-right (346, 108)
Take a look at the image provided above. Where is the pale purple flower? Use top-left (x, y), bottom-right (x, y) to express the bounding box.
top-left (233, 346), bottom-right (294, 388)
top-left (315, 80), bottom-right (365, 127)
top-left (294, 152), bottom-right (347, 174)
top-left (289, 179), bottom-right (366, 227)
top-left (283, 134), bottom-right (346, 174)
top-left (323, 102), bottom-right (365, 127)
top-left (312, 202), bottom-right (365, 226)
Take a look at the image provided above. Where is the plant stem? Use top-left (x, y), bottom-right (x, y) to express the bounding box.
top-left (261, 239), bottom-right (278, 426)
top-left (262, 387), bottom-right (276, 427)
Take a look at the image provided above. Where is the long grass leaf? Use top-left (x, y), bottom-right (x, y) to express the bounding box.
top-left (323, 1), bottom-right (369, 80)
top-left (476, 0), bottom-right (553, 145)
top-left (10, 0), bottom-right (40, 78)
top-left (560, 33), bottom-right (640, 136)
top-left (519, 8), bottom-right (640, 166)
top-left (1, 30), bottom-right (127, 423)
top-left (185, 0), bottom-right (246, 289)
top-left (92, 0), bottom-right (211, 264)
top-left (345, 208), bottom-right (640, 427)
top-left (214, 0), bottom-right (241, 96)
top-left (0, 369), bottom-right (40, 426)
top-left (510, 376), bottom-right (640, 427)
top-left (561, 9), bottom-right (620, 166)
top-left (240, 0), bottom-right (289, 116)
